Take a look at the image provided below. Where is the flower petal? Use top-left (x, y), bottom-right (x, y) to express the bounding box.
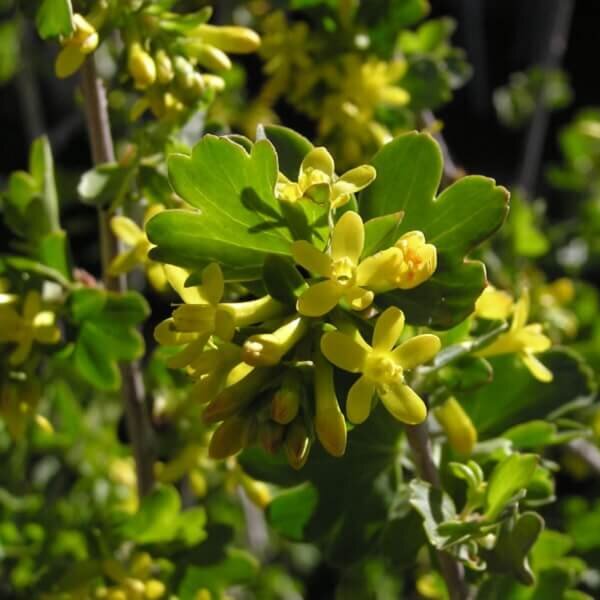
top-left (172, 304), bottom-right (216, 333)
top-left (23, 291), bottom-right (41, 322)
top-left (373, 306), bottom-right (405, 351)
top-left (334, 165), bottom-right (376, 196)
top-left (202, 263), bottom-right (224, 305)
top-left (331, 211), bottom-right (364, 264)
top-left (291, 241), bottom-right (331, 277)
top-left (154, 318), bottom-right (199, 346)
top-left (297, 280), bottom-right (342, 317)
top-left (320, 331), bottom-right (369, 372)
top-left (379, 383), bottom-right (427, 425)
top-left (475, 286), bottom-right (514, 320)
top-left (301, 147), bottom-right (335, 179)
top-left (108, 249), bottom-right (141, 276)
top-left (146, 261), bottom-right (168, 292)
top-left (346, 375), bottom-right (376, 424)
top-left (518, 324), bottom-right (552, 353)
top-left (9, 335), bottom-right (33, 366)
top-left (521, 352), bottom-right (553, 382)
top-left (511, 289), bottom-right (530, 332)
top-left (164, 265), bottom-right (205, 304)
top-left (392, 334), bottom-right (441, 369)
top-left (110, 216), bottom-right (143, 246)
top-left (344, 286), bottom-right (374, 311)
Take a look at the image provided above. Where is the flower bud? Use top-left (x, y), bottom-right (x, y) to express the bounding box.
top-left (144, 579), bottom-right (166, 599)
top-left (238, 470), bottom-right (271, 508)
top-left (208, 414), bottom-right (249, 459)
top-left (128, 42), bottom-right (157, 89)
top-left (188, 42), bottom-right (232, 71)
top-left (435, 397), bottom-right (477, 455)
top-left (154, 49), bottom-right (174, 84)
top-left (258, 420), bottom-right (285, 454)
top-left (284, 418), bottom-right (311, 469)
top-left (314, 351), bottom-right (347, 457)
top-left (271, 371), bottom-right (302, 424)
top-left (202, 365), bottom-right (270, 423)
top-left (193, 25), bottom-right (261, 54)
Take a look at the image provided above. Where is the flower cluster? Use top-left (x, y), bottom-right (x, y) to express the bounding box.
top-left (153, 157), bottom-right (443, 467)
top-left (253, 11), bottom-right (410, 166)
top-left (53, 3), bottom-right (260, 122)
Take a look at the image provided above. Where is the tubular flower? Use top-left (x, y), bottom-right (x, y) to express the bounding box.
top-left (55, 13), bottom-right (100, 78)
top-left (320, 307), bottom-right (441, 425)
top-left (155, 263), bottom-right (284, 366)
top-left (109, 205), bottom-right (167, 291)
top-left (0, 291), bottom-right (60, 365)
top-left (359, 231), bottom-right (438, 292)
top-left (476, 289), bottom-right (553, 382)
top-left (276, 147), bottom-right (376, 208)
top-left (292, 211), bottom-right (375, 316)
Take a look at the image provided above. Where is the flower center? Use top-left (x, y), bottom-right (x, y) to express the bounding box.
top-left (364, 352), bottom-right (403, 385)
top-left (330, 257), bottom-right (356, 287)
top-left (300, 167), bottom-right (330, 191)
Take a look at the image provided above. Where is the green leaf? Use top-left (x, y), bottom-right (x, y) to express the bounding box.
top-left (501, 421), bottom-right (558, 449)
top-left (263, 124), bottom-right (313, 179)
top-left (262, 255), bottom-right (307, 305)
top-left (70, 290), bottom-right (148, 390)
top-left (29, 136), bottom-right (60, 233)
top-left (178, 549), bottom-right (258, 599)
top-left (0, 256), bottom-right (71, 288)
top-left (36, 0), bottom-right (73, 39)
top-left (38, 231), bottom-right (71, 280)
top-left (240, 404), bottom-right (405, 565)
top-left (486, 512), bottom-right (544, 585)
top-left (359, 132), bottom-right (509, 328)
top-left (485, 454), bottom-right (538, 520)
top-left (408, 479), bottom-right (457, 549)
top-left (78, 163), bottom-right (135, 209)
top-left (0, 20), bottom-right (20, 83)
top-left (267, 483), bottom-right (318, 541)
top-left (119, 485), bottom-right (181, 544)
top-left (149, 136), bottom-right (294, 280)
top-left (362, 212), bottom-right (405, 257)
top-left (461, 349), bottom-right (596, 437)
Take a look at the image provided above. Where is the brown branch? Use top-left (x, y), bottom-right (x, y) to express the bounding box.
top-left (81, 57), bottom-right (155, 497)
top-left (406, 421), bottom-right (471, 600)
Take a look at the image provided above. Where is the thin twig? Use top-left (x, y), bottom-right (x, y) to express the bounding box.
top-left (406, 421), bottom-right (471, 600)
top-left (516, 0), bottom-right (574, 198)
top-left (80, 57), bottom-right (155, 497)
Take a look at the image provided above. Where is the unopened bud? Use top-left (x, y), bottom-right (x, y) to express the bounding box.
top-left (128, 42), bottom-right (157, 88)
top-left (314, 351), bottom-right (347, 457)
top-left (435, 396), bottom-right (477, 455)
top-left (271, 372), bottom-right (302, 424)
top-left (284, 419), bottom-right (311, 469)
top-left (258, 420), bottom-right (285, 454)
top-left (144, 579), bottom-right (166, 599)
top-left (208, 414), bottom-right (249, 459)
top-left (154, 49), bottom-right (174, 84)
top-left (193, 24), bottom-right (261, 54)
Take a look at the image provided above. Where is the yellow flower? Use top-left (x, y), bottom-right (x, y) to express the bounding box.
top-left (292, 211), bottom-right (375, 316)
top-left (321, 307), bottom-right (441, 425)
top-left (474, 285), bottom-right (514, 320)
top-left (109, 205), bottom-right (167, 291)
top-left (359, 231), bottom-right (438, 292)
top-left (55, 13), bottom-right (100, 78)
top-left (155, 263), bottom-right (284, 369)
top-left (434, 397), bottom-right (477, 455)
top-left (476, 289), bottom-right (553, 382)
top-left (0, 290), bottom-right (60, 365)
top-left (276, 146), bottom-right (376, 208)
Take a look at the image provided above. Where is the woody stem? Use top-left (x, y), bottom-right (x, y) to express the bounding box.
top-left (81, 56), bottom-right (155, 497)
top-left (405, 420), bottom-right (471, 600)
